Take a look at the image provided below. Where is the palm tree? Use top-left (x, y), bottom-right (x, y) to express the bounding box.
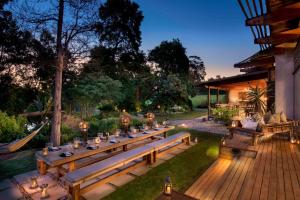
top-left (247, 85), bottom-right (267, 114)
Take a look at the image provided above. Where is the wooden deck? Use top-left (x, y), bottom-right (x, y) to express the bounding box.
top-left (185, 139), bottom-right (300, 200)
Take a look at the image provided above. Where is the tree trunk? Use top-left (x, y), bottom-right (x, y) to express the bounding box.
top-left (51, 0), bottom-right (64, 146)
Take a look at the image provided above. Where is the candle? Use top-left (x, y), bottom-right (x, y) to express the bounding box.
top-left (30, 176), bottom-right (38, 189)
top-left (40, 184), bottom-right (49, 199)
top-left (42, 148), bottom-right (48, 156)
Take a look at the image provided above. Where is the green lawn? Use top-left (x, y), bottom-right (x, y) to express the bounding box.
top-left (103, 128), bottom-right (220, 200)
top-left (0, 149), bottom-right (37, 180)
top-left (156, 110), bottom-right (207, 121)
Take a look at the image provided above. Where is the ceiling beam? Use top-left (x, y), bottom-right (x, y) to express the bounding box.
top-left (234, 58), bottom-right (275, 69)
top-left (275, 27), bottom-right (300, 35)
top-left (246, 2), bottom-right (300, 26)
top-left (254, 35), bottom-right (299, 44)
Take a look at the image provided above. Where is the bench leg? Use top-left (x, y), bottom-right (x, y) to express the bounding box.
top-left (164, 132), bottom-right (167, 138)
top-left (147, 153), bottom-right (154, 164)
top-left (123, 145), bottom-right (128, 151)
top-left (153, 151), bottom-right (157, 163)
top-left (69, 185), bottom-right (80, 200)
top-left (69, 161), bottom-right (76, 172)
top-left (37, 159), bottom-right (47, 175)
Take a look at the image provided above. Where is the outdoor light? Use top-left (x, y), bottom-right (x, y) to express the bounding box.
top-left (120, 114), bottom-right (131, 134)
top-left (30, 176), bottom-right (38, 189)
top-left (221, 137), bottom-right (226, 146)
top-left (42, 147), bottom-right (48, 156)
top-left (290, 136), bottom-right (296, 144)
top-left (79, 121), bottom-right (89, 145)
top-left (231, 120), bottom-right (237, 128)
top-left (164, 176), bottom-right (172, 196)
top-left (145, 112), bottom-right (155, 129)
top-left (40, 184), bottom-right (49, 199)
top-left (94, 136), bottom-right (100, 144)
top-left (194, 137), bottom-right (198, 144)
top-left (73, 138), bottom-right (80, 149)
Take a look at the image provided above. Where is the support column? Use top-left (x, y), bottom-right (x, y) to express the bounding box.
top-left (275, 52), bottom-right (294, 118)
top-left (207, 86), bottom-right (211, 117)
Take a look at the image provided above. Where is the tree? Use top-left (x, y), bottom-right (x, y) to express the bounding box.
top-left (85, 0), bottom-right (146, 79)
top-left (188, 55), bottom-right (206, 84)
top-left (12, 0), bottom-right (99, 145)
top-left (148, 39), bottom-right (190, 77)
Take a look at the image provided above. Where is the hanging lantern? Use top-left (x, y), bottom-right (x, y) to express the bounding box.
top-left (40, 184), bottom-right (49, 199)
top-left (30, 176), bottom-right (38, 189)
top-left (164, 176), bottom-right (172, 196)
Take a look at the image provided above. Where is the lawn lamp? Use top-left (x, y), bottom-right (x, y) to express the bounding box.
top-left (145, 112), bottom-right (155, 129)
top-left (164, 176), bottom-right (172, 196)
top-left (79, 121), bottom-right (89, 146)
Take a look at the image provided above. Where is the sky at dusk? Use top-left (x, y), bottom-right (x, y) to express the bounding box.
top-left (135, 0), bottom-right (259, 79)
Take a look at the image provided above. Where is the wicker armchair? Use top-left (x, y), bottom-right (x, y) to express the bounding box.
top-left (228, 120), bottom-right (297, 146)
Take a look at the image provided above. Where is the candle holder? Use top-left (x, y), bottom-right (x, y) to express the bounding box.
top-left (40, 184), bottom-right (49, 199)
top-left (79, 121), bottom-right (89, 146)
top-left (73, 138), bottom-right (80, 149)
top-left (164, 176), bottom-right (172, 196)
top-left (42, 148), bottom-right (48, 156)
top-left (30, 176), bottom-right (38, 189)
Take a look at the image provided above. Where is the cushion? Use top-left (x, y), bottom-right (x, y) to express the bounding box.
top-left (241, 118), bottom-right (258, 131)
top-left (280, 112), bottom-right (287, 123)
top-left (263, 112), bottom-right (272, 124)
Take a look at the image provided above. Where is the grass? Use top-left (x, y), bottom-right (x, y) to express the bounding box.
top-left (190, 95), bottom-right (227, 108)
top-left (156, 109), bottom-right (207, 121)
top-left (0, 149), bottom-right (37, 180)
top-left (103, 128), bottom-right (220, 200)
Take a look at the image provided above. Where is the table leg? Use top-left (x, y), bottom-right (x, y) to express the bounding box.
top-left (69, 184), bottom-right (80, 200)
top-left (164, 132), bottom-right (167, 138)
top-left (37, 159), bottom-right (47, 175)
top-left (123, 145), bottom-right (127, 151)
top-left (69, 161), bottom-right (76, 172)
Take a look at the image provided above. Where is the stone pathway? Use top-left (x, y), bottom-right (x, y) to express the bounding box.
top-left (168, 116), bottom-right (229, 135)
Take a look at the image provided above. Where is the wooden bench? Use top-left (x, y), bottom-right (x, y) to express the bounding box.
top-left (65, 132), bottom-right (191, 200)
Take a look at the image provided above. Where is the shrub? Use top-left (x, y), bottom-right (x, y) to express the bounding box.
top-left (61, 124), bottom-right (81, 144)
top-left (0, 111), bottom-right (27, 142)
top-left (88, 117), bottom-right (119, 135)
top-left (212, 107), bottom-right (239, 124)
top-left (131, 117), bottom-right (145, 128)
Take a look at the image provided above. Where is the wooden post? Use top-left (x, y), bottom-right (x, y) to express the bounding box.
top-left (153, 151), bottom-right (157, 163)
top-left (147, 153), bottom-right (154, 164)
top-left (163, 132), bottom-right (167, 138)
top-left (217, 88), bottom-right (220, 104)
top-left (69, 185), bottom-right (80, 200)
top-left (208, 86), bottom-right (211, 117)
top-left (123, 145), bottom-right (127, 151)
top-left (69, 161), bottom-right (76, 172)
top-left (37, 160), bottom-right (47, 175)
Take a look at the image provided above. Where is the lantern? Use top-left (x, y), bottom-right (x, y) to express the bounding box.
top-left (194, 137), bottom-right (198, 144)
top-left (40, 184), bottom-right (49, 199)
top-left (79, 121), bottom-right (89, 146)
top-left (73, 138), bottom-right (80, 149)
top-left (120, 114), bottom-right (131, 134)
top-left (30, 176), bottom-right (38, 189)
top-left (145, 112), bottom-right (155, 129)
top-left (231, 120), bottom-right (237, 128)
top-left (221, 137), bottom-right (226, 146)
top-left (164, 176), bottom-right (172, 196)
top-left (290, 136), bottom-right (296, 144)
top-left (42, 147), bottom-right (48, 156)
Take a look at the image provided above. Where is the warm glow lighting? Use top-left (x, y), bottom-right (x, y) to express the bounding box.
top-left (231, 121), bottom-right (237, 128)
top-left (221, 137), bottom-right (226, 146)
top-left (290, 137), bottom-right (296, 144)
top-left (40, 184), bottom-right (49, 199)
top-left (42, 148), bottom-right (48, 156)
top-left (164, 176), bottom-right (172, 196)
top-left (30, 176), bottom-right (38, 189)
top-left (194, 137), bottom-right (198, 143)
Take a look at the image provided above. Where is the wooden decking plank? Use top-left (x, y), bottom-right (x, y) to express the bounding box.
top-left (285, 142), bottom-right (300, 199)
top-left (213, 157), bottom-right (245, 200)
top-left (185, 159), bottom-right (223, 196)
top-left (281, 140), bottom-right (294, 200)
top-left (260, 141), bottom-right (272, 200)
top-left (204, 159), bottom-right (238, 200)
top-left (289, 144), bottom-right (300, 187)
top-left (223, 158), bottom-right (252, 199)
top-left (276, 140), bottom-right (286, 200)
top-left (226, 157), bottom-right (253, 200)
top-left (250, 141), bottom-right (268, 200)
top-left (237, 142), bottom-right (264, 200)
top-left (268, 139), bottom-right (277, 200)
top-left (193, 159), bottom-right (231, 199)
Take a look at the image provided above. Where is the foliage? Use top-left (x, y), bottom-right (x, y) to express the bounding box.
top-left (60, 124), bottom-right (81, 144)
top-left (144, 74), bottom-right (192, 112)
top-left (246, 86), bottom-right (267, 114)
top-left (131, 117), bottom-right (145, 128)
top-left (212, 107), bottom-right (239, 124)
top-left (188, 55), bottom-right (206, 84)
top-left (148, 39), bottom-right (190, 77)
top-left (88, 117), bottom-right (119, 135)
top-left (0, 111), bottom-right (27, 142)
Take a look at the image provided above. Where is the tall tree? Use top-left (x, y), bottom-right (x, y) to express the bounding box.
top-left (148, 39), bottom-right (190, 77)
top-left (13, 0), bottom-right (99, 145)
top-left (85, 0), bottom-right (145, 79)
top-left (188, 55), bottom-right (206, 84)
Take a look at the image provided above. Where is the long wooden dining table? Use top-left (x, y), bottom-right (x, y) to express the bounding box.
top-left (35, 127), bottom-right (173, 175)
